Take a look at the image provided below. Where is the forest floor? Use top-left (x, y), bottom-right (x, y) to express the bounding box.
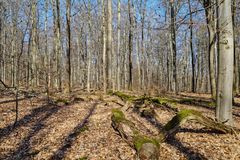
top-left (0, 90), bottom-right (240, 160)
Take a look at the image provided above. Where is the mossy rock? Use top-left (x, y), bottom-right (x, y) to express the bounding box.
top-left (78, 157), bottom-right (88, 160)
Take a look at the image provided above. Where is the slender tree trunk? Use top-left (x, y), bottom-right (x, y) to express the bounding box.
top-left (128, 0), bottom-right (133, 90)
top-left (170, 0), bottom-right (177, 94)
top-left (232, 0), bottom-right (239, 94)
top-left (216, 0), bottom-right (234, 126)
top-left (87, 1), bottom-right (93, 93)
top-left (188, 0), bottom-right (195, 93)
top-left (31, 0), bottom-right (37, 88)
top-left (66, 0), bottom-right (71, 93)
top-left (203, 0), bottom-right (217, 99)
top-left (102, 0), bottom-right (107, 93)
top-left (107, 0), bottom-right (112, 90)
top-left (117, 0), bottom-right (121, 91)
top-left (44, 0), bottom-right (50, 100)
top-left (141, 0), bottom-right (146, 91)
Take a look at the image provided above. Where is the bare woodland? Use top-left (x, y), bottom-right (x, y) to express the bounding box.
top-left (0, 0), bottom-right (240, 159)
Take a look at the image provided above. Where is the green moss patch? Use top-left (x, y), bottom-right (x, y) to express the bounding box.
top-left (111, 109), bottom-right (126, 123)
top-left (164, 109), bottom-right (201, 131)
top-left (112, 91), bottom-right (136, 102)
top-left (134, 135), bottom-right (160, 151)
top-left (55, 98), bottom-right (70, 105)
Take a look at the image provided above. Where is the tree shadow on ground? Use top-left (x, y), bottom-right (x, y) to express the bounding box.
top-left (0, 104), bottom-right (56, 140)
top-left (0, 98), bottom-right (27, 105)
top-left (1, 104), bottom-right (63, 160)
top-left (50, 102), bottom-right (98, 160)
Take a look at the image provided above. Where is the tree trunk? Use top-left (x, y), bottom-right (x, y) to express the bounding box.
top-left (128, 0), bottom-right (133, 91)
top-left (170, 0), bottom-right (177, 94)
top-left (216, 0), bottom-right (234, 125)
top-left (117, 0), bottom-right (121, 91)
top-left (102, 0), bottom-right (107, 93)
top-left (232, 0), bottom-right (239, 94)
top-left (203, 0), bottom-right (217, 99)
top-left (188, 0), bottom-right (195, 93)
top-left (66, 0), bottom-right (71, 93)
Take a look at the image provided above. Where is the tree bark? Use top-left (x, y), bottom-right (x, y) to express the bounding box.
top-left (66, 0), bottom-right (71, 93)
top-left (203, 0), bottom-right (217, 99)
top-left (216, 0), bottom-right (234, 125)
top-left (170, 0), bottom-right (177, 94)
top-left (188, 0), bottom-right (195, 93)
top-left (128, 0), bottom-right (133, 91)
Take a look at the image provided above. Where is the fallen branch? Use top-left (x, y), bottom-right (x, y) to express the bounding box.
top-left (111, 108), bottom-right (238, 160)
top-left (111, 92), bottom-right (239, 159)
top-left (111, 109), bottom-right (161, 160)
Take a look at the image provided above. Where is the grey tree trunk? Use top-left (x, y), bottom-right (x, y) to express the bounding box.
top-left (216, 0), bottom-right (234, 126)
top-left (106, 0), bottom-right (112, 91)
top-left (117, 0), bottom-right (121, 91)
top-left (102, 0), bottom-right (107, 93)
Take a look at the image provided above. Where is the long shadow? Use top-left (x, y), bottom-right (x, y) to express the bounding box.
top-left (2, 104), bottom-right (63, 160)
top-left (166, 136), bottom-right (207, 160)
top-left (50, 102), bottom-right (98, 160)
top-left (175, 93), bottom-right (212, 102)
top-left (0, 98), bottom-right (27, 105)
top-left (178, 128), bottom-right (224, 134)
top-left (132, 107), bottom-right (208, 159)
top-left (0, 104), bottom-right (56, 140)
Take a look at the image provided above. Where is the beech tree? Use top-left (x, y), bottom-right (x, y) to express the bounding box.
top-left (216, 0), bottom-right (234, 125)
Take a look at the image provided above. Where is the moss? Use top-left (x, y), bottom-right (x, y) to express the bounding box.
top-left (113, 91), bottom-right (136, 102)
top-left (151, 97), bottom-right (177, 107)
top-left (111, 109), bottom-right (126, 123)
top-left (141, 108), bottom-right (155, 118)
top-left (78, 157), bottom-right (88, 160)
top-left (79, 125), bottom-right (89, 132)
top-left (56, 98), bottom-right (70, 105)
top-left (179, 98), bottom-right (194, 104)
top-left (107, 90), bottom-right (114, 95)
top-left (208, 101), bottom-right (216, 108)
top-left (134, 135), bottom-right (160, 152)
top-left (164, 109), bottom-right (202, 131)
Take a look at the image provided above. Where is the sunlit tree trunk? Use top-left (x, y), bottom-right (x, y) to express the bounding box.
top-left (87, 0), bottom-right (92, 93)
top-left (216, 0), bottom-right (234, 126)
top-left (102, 0), bottom-right (107, 93)
top-left (117, 0), bottom-right (121, 91)
top-left (106, 0), bottom-right (112, 90)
